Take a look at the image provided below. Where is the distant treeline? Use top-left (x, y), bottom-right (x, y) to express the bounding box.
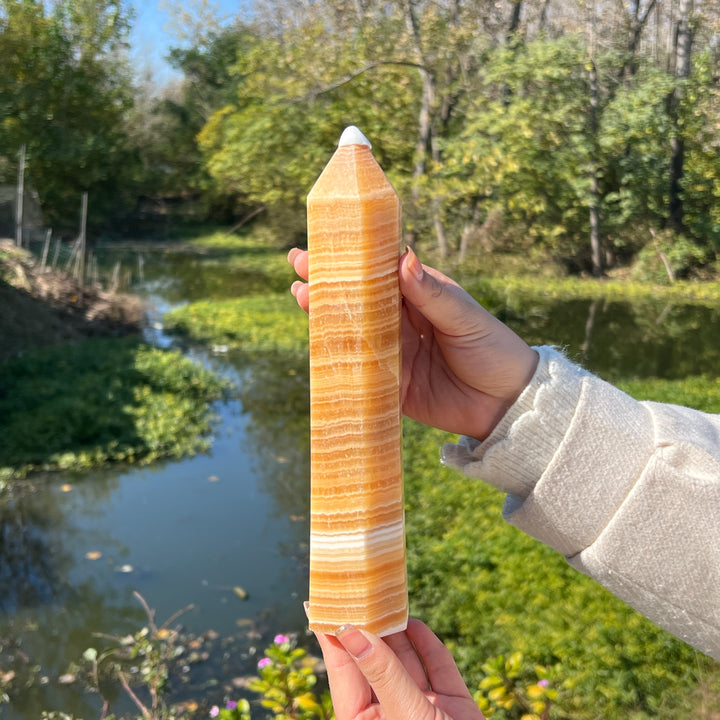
top-left (2, 0), bottom-right (719, 275)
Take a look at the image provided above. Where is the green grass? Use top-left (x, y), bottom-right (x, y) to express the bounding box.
top-left (466, 273), bottom-right (720, 307)
top-left (0, 338), bottom-right (231, 481)
top-left (164, 293), bottom-right (309, 356)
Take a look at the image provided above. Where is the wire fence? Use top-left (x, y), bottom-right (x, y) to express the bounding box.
top-left (22, 232), bottom-right (137, 293)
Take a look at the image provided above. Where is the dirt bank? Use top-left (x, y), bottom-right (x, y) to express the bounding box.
top-left (0, 239), bottom-right (144, 362)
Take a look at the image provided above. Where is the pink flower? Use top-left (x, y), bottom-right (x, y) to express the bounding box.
top-left (274, 634), bottom-right (290, 644)
top-left (209, 707), bottom-right (220, 718)
top-left (257, 657), bottom-right (273, 669)
top-left (538, 679), bottom-right (549, 687)
top-left (226, 700), bottom-right (238, 710)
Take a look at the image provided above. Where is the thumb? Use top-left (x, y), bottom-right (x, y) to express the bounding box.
top-left (336, 625), bottom-right (440, 720)
top-left (399, 248), bottom-right (493, 337)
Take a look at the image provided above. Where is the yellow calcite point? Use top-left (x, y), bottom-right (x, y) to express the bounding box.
top-left (306, 127), bottom-right (407, 637)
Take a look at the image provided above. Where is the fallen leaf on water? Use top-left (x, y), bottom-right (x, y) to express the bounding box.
top-left (85, 551), bottom-right (102, 560)
top-left (115, 564), bottom-right (133, 573)
top-left (155, 628), bottom-right (172, 640)
top-left (174, 700), bottom-right (199, 713)
top-left (233, 586), bottom-right (249, 600)
top-left (290, 514), bottom-right (305, 522)
top-left (60, 484), bottom-right (73, 493)
top-left (208, 475), bottom-right (219, 482)
top-left (231, 676), bottom-right (254, 689)
top-left (58, 674), bottom-right (76, 684)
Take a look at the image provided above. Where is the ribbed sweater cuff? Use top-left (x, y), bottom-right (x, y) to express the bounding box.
top-left (442, 346), bottom-right (586, 499)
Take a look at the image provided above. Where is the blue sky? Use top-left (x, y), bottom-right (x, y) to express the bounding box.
top-left (129, 0), bottom-right (243, 85)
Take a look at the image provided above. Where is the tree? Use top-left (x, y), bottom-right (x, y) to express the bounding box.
top-left (0, 0), bottom-right (137, 232)
top-left (445, 37), bottom-right (595, 264)
top-left (197, 2), bottom-right (420, 240)
top-left (123, 22), bottom-right (250, 224)
top-left (668, 0), bottom-right (695, 232)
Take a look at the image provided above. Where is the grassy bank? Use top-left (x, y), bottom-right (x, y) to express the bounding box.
top-left (0, 237), bottom-right (235, 484)
top-left (0, 338), bottom-right (231, 483)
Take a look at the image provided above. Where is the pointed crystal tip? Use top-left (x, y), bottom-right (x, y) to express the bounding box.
top-left (338, 126), bottom-right (372, 149)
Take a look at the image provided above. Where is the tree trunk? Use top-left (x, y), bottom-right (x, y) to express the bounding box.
top-left (586, 0), bottom-right (602, 276)
top-left (538, 0), bottom-right (550, 33)
top-left (502, 1), bottom-right (523, 106)
top-left (623, 0), bottom-right (660, 79)
top-left (508, 0), bottom-right (522, 38)
top-left (402, 0), bottom-right (447, 256)
top-left (588, 57), bottom-right (603, 277)
top-left (668, 0), bottom-right (694, 232)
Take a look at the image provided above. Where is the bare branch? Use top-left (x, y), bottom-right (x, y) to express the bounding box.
top-left (118, 670), bottom-right (152, 720)
top-left (300, 60), bottom-right (426, 101)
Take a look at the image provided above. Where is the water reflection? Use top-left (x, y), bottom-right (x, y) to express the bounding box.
top-left (232, 352), bottom-right (311, 581)
top-left (478, 288), bottom-right (720, 381)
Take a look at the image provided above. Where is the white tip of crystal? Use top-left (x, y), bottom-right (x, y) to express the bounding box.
top-left (338, 126), bottom-right (372, 149)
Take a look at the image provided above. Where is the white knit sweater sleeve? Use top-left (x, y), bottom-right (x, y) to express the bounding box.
top-left (442, 346), bottom-right (720, 661)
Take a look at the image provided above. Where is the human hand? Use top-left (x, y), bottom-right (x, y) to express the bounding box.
top-left (288, 247), bottom-right (537, 441)
top-left (313, 619), bottom-right (486, 720)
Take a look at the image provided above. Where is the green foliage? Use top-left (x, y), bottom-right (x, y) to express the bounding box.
top-left (475, 652), bottom-right (559, 720)
top-left (197, 4), bottom-right (418, 238)
top-left (73, 606), bottom-right (332, 720)
top-left (631, 231), bottom-right (710, 283)
top-left (128, 23), bottom-right (256, 220)
top-left (164, 294), bottom-right (309, 356)
top-left (616, 375), bottom-right (720, 414)
top-left (248, 635), bottom-right (333, 720)
top-left (464, 272), bottom-right (720, 307)
top-left (0, 338), bottom-right (230, 480)
top-left (448, 36), bottom-right (593, 254)
top-left (677, 50), bottom-right (720, 249)
top-left (4, 0), bottom-right (720, 271)
top-left (189, 230), bottom-right (299, 277)
top-left (0, 0), bottom-right (138, 230)
top-left (598, 63), bottom-right (676, 240)
top-left (211, 699), bottom-right (252, 720)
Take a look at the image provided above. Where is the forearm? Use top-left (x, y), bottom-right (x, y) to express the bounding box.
top-left (443, 346), bottom-right (720, 660)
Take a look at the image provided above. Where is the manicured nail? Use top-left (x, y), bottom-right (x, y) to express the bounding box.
top-left (287, 248), bottom-right (301, 264)
top-left (405, 246), bottom-right (424, 282)
top-left (336, 624), bottom-right (373, 660)
top-left (291, 280), bottom-right (303, 297)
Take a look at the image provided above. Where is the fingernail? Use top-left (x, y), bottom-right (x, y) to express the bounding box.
top-left (291, 280), bottom-right (303, 297)
top-left (405, 246), bottom-right (424, 282)
top-left (287, 248), bottom-right (300, 264)
top-left (336, 624), bottom-right (372, 660)
top-left (303, 601), bottom-right (310, 618)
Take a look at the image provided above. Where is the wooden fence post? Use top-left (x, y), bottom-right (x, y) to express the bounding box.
top-left (15, 145), bottom-right (25, 248)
